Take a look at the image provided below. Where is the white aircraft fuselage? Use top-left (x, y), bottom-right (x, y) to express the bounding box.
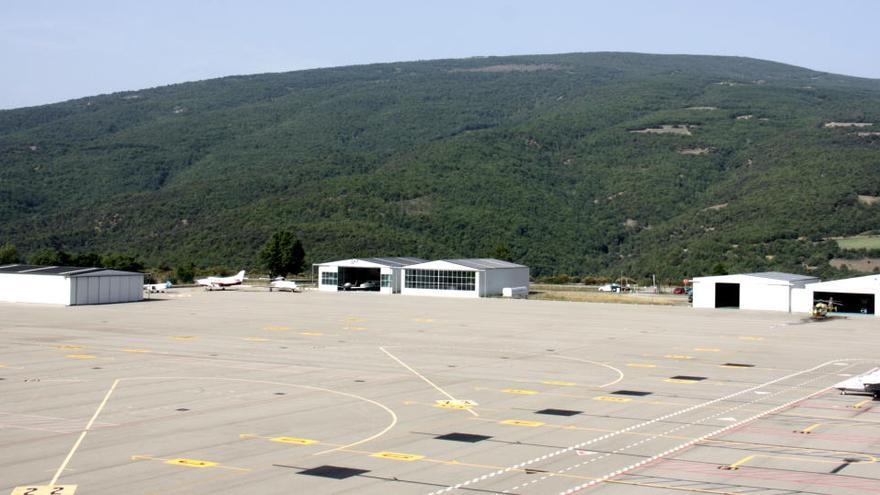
top-left (197, 270), bottom-right (245, 291)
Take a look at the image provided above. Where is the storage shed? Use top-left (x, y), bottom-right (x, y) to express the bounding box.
top-left (401, 258), bottom-right (529, 298)
top-left (791, 275), bottom-right (879, 316)
top-left (691, 272), bottom-right (819, 312)
top-left (0, 264), bottom-right (144, 305)
top-left (315, 257), bottom-right (426, 294)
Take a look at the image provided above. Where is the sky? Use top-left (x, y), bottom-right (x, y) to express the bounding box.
top-left (2, 0), bottom-right (879, 109)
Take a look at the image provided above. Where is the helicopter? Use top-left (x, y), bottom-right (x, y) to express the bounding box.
top-left (811, 297), bottom-right (843, 320)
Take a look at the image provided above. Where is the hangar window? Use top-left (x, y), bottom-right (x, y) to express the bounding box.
top-left (380, 274), bottom-right (391, 288)
top-left (406, 270), bottom-right (475, 291)
top-left (321, 271), bottom-right (338, 286)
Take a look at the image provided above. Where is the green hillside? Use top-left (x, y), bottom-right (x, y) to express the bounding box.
top-left (2, 52), bottom-right (879, 279)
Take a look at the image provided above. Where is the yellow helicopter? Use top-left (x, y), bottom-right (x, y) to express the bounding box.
top-left (811, 298), bottom-right (842, 320)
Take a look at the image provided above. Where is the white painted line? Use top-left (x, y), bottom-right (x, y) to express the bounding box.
top-left (49, 378), bottom-right (120, 485)
top-left (553, 355), bottom-right (625, 388)
top-left (379, 346), bottom-right (478, 417)
top-left (426, 358), bottom-right (869, 495)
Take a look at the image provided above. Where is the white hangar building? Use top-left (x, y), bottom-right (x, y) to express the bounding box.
top-left (792, 275), bottom-right (879, 317)
top-left (691, 272), bottom-right (819, 312)
top-left (401, 258), bottom-right (529, 298)
top-left (316, 257), bottom-right (426, 294)
top-left (0, 264), bottom-right (144, 305)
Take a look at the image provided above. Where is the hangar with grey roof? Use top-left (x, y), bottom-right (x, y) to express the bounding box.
top-left (0, 264), bottom-right (144, 305)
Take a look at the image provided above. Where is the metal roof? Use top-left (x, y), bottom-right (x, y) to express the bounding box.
top-left (744, 272), bottom-right (819, 282)
top-left (359, 257), bottom-right (427, 267)
top-left (442, 258), bottom-right (527, 270)
top-left (0, 264), bottom-right (140, 277)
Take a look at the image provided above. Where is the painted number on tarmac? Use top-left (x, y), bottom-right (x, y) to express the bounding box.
top-left (12, 487), bottom-right (76, 495)
top-left (371, 451), bottom-right (425, 461)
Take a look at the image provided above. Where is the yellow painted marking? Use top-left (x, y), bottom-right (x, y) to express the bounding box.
top-left (413, 318), bottom-right (434, 323)
top-left (371, 451), bottom-right (425, 461)
top-left (164, 458), bottom-right (218, 468)
top-left (436, 399), bottom-right (477, 406)
top-left (57, 345), bottom-right (83, 350)
top-left (694, 348), bottom-right (720, 352)
top-left (729, 454), bottom-right (755, 469)
top-left (852, 399), bottom-right (872, 409)
top-left (739, 336), bottom-right (764, 341)
top-left (244, 337), bottom-right (269, 342)
top-left (300, 332), bottom-right (323, 336)
top-left (346, 326), bottom-right (367, 331)
top-left (264, 325), bottom-right (290, 331)
top-left (627, 363), bottom-right (656, 368)
top-left (345, 317), bottom-right (366, 322)
top-left (501, 388), bottom-right (538, 395)
top-left (270, 436), bottom-right (319, 445)
top-left (796, 423), bottom-right (822, 434)
top-left (593, 396), bottom-right (632, 402)
top-left (11, 486), bottom-right (77, 495)
top-left (543, 380), bottom-right (576, 386)
top-left (172, 335), bottom-right (197, 340)
top-left (500, 419), bottom-right (544, 427)
top-left (434, 403), bottom-right (473, 410)
top-left (66, 354), bottom-right (96, 359)
top-left (665, 355), bottom-right (692, 359)
top-left (665, 378), bottom-right (700, 383)
top-left (122, 349), bottom-right (150, 353)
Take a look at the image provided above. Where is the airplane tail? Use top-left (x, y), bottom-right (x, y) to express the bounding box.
top-left (236, 270), bottom-right (246, 280)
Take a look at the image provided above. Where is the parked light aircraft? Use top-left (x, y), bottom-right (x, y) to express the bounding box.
top-left (834, 367), bottom-right (880, 399)
top-left (197, 270), bottom-right (245, 290)
top-left (269, 277), bottom-right (300, 292)
top-left (144, 281), bottom-right (172, 293)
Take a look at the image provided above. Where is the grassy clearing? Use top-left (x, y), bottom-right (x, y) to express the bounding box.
top-left (836, 235), bottom-right (880, 250)
top-left (530, 287), bottom-right (688, 306)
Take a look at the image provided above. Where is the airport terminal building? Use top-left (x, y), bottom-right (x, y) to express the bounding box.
top-left (0, 264), bottom-right (144, 305)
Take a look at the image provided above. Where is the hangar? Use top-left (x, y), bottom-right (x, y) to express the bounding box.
top-left (691, 272), bottom-right (819, 312)
top-left (0, 264), bottom-right (144, 305)
top-left (792, 275), bottom-right (880, 316)
top-left (401, 258), bottom-right (529, 298)
top-left (315, 257), bottom-right (426, 294)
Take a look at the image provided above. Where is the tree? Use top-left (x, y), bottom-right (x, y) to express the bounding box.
top-left (174, 262), bottom-right (196, 284)
top-left (259, 231), bottom-right (306, 278)
top-left (29, 248), bottom-right (69, 266)
top-left (490, 244), bottom-right (513, 262)
top-left (100, 253), bottom-right (145, 272)
top-left (0, 243), bottom-right (19, 264)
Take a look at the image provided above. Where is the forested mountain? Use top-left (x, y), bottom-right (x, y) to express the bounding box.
top-left (2, 52), bottom-right (879, 279)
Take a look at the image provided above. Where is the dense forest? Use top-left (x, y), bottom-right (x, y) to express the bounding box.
top-left (1, 52), bottom-right (879, 280)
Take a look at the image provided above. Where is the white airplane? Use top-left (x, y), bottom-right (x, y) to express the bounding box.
top-left (144, 281), bottom-right (172, 293)
top-left (834, 367), bottom-right (880, 399)
top-left (268, 277), bottom-right (300, 292)
top-left (197, 270), bottom-right (245, 291)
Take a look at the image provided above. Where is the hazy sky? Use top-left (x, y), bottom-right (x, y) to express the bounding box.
top-left (2, 0), bottom-right (879, 109)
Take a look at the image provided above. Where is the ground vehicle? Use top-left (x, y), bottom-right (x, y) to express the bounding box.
top-left (672, 287), bottom-right (686, 295)
top-left (687, 287), bottom-right (693, 303)
top-left (598, 283), bottom-right (620, 292)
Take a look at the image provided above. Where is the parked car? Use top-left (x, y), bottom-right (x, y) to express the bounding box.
top-left (672, 287), bottom-right (686, 295)
top-left (597, 283), bottom-right (620, 292)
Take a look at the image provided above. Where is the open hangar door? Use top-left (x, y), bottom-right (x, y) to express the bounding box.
top-left (814, 291), bottom-right (875, 315)
top-left (715, 283), bottom-right (740, 308)
top-left (338, 267), bottom-right (380, 291)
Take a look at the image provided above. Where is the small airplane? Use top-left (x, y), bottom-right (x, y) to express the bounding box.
top-left (834, 367), bottom-right (880, 399)
top-left (269, 277), bottom-right (300, 292)
top-left (197, 270), bottom-right (245, 291)
top-left (144, 281), bottom-right (172, 293)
